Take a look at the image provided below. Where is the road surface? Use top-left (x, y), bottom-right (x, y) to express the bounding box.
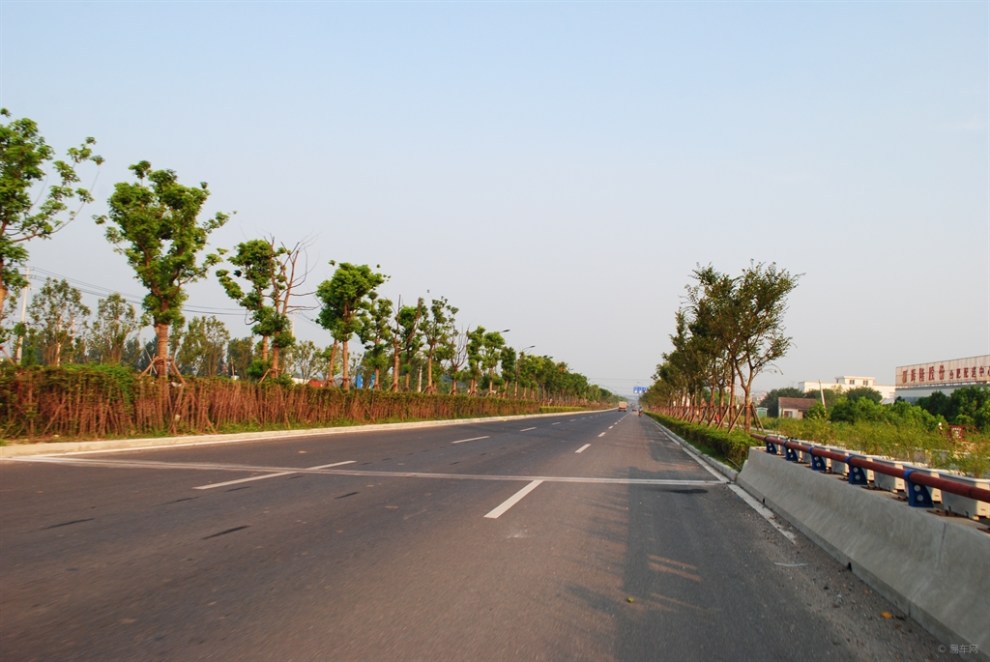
top-left (0, 411), bottom-right (946, 660)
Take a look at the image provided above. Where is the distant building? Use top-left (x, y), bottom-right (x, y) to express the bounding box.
top-left (895, 355), bottom-right (990, 402)
top-left (778, 397), bottom-right (818, 419)
top-left (797, 376), bottom-right (896, 402)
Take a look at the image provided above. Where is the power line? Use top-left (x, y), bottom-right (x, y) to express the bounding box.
top-left (26, 265), bottom-right (248, 317)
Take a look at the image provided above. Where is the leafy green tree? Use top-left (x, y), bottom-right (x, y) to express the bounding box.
top-left (122, 335), bottom-right (152, 372)
top-left (466, 326), bottom-right (486, 395)
top-left (500, 346), bottom-right (517, 397)
top-left (845, 387), bottom-right (882, 404)
top-left (0, 109), bottom-right (102, 339)
top-left (653, 262), bottom-right (798, 431)
top-left (916, 391), bottom-right (952, 420)
top-left (316, 262), bottom-right (388, 391)
top-left (422, 296), bottom-right (458, 394)
top-left (395, 298), bottom-right (426, 391)
top-left (217, 238), bottom-right (303, 379)
top-left (176, 315), bottom-right (229, 377)
top-left (802, 387), bottom-right (842, 411)
top-left (806, 402), bottom-right (828, 420)
top-left (88, 293), bottom-right (140, 364)
top-left (26, 277), bottom-right (89, 367)
top-left (96, 161), bottom-right (229, 379)
top-left (283, 339), bottom-right (329, 382)
top-left (481, 330), bottom-right (506, 395)
top-left (445, 326), bottom-right (469, 395)
top-left (949, 386), bottom-right (990, 432)
top-left (730, 262), bottom-right (800, 430)
top-left (226, 337), bottom-right (254, 379)
top-left (359, 297), bottom-right (393, 390)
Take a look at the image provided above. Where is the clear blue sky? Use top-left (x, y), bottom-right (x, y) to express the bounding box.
top-left (2, 1), bottom-right (988, 396)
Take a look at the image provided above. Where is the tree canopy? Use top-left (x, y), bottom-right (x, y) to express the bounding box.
top-left (96, 161), bottom-right (229, 378)
top-left (0, 109), bottom-right (101, 342)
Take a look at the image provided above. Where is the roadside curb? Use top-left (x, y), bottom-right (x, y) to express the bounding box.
top-left (0, 409), bottom-right (602, 459)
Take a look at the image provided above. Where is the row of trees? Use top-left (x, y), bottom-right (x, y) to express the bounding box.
top-left (6, 276), bottom-right (605, 402)
top-left (0, 110), bottom-right (610, 405)
top-left (641, 262), bottom-right (800, 432)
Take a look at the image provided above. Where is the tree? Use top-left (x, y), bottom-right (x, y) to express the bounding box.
top-left (176, 315), bottom-right (230, 377)
top-left (732, 262), bottom-right (800, 431)
top-left (802, 387), bottom-right (842, 411)
top-left (217, 237), bottom-right (305, 379)
top-left (96, 161), bottom-right (229, 379)
top-left (422, 296), bottom-right (458, 393)
top-left (653, 262), bottom-right (799, 431)
top-left (26, 277), bottom-right (89, 367)
top-left (444, 326), bottom-right (469, 395)
top-left (315, 262), bottom-right (388, 391)
top-left (88, 293), bottom-right (140, 364)
top-left (466, 326), bottom-right (486, 395)
top-left (500, 346), bottom-right (517, 397)
top-left (394, 298), bottom-right (426, 391)
top-left (0, 109), bottom-right (102, 342)
top-left (480, 330), bottom-right (506, 395)
top-left (283, 339), bottom-right (330, 382)
top-left (359, 297), bottom-right (393, 390)
top-left (227, 337), bottom-right (254, 379)
top-left (845, 387), bottom-right (883, 404)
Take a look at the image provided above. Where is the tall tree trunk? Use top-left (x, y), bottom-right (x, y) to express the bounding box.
top-left (155, 322), bottom-right (170, 379)
top-left (391, 344), bottom-right (401, 391)
top-left (341, 339), bottom-right (350, 391)
top-left (425, 349), bottom-right (435, 393)
top-left (325, 340), bottom-right (338, 387)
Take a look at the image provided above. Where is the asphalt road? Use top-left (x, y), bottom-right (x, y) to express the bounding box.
top-left (0, 412), bottom-right (946, 661)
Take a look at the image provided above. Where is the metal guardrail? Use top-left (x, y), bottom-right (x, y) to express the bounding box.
top-left (752, 434), bottom-right (990, 520)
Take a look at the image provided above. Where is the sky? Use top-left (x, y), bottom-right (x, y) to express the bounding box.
top-left (1, 0), bottom-right (988, 397)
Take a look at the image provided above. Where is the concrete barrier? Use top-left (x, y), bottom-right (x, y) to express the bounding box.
top-left (737, 447), bottom-right (989, 661)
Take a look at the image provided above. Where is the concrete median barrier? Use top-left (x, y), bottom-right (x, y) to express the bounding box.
top-left (737, 447), bottom-right (989, 661)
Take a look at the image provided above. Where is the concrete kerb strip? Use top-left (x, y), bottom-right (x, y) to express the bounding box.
top-left (0, 409), bottom-right (604, 459)
top-left (737, 447), bottom-right (990, 662)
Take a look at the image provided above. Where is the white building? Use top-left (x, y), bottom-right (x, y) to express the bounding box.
top-left (797, 376), bottom-right (897, 402)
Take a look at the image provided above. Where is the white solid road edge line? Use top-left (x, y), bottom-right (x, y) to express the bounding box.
top-left (484, 480), bottom-right (544, 519)
top-left (727, 484), bottom-right (798, 545)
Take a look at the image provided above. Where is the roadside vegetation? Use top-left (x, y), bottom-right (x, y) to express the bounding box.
top-left (0, 109), bottom-right (615, 444)
top-left (647, 386), bottom-right (990, 478)
top-left (758, 386), bottom-right (990, 478)
top-left (637, 261), bottom-right (988, 478)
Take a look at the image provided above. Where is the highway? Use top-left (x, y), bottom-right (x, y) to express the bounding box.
top-left (0, 411), bottom-right (945, 661)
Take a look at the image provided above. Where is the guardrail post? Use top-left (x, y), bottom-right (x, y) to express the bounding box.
top-left (765, 439), bottom-right (778, 455)
top-left (810, 450), bottom-right (828, 472)
top-left (848, 456), bottom-right (868, 485)
top-left (785, 441), bottom-right (799, 462)
top-left (903, 469), bottom-right (934, 508)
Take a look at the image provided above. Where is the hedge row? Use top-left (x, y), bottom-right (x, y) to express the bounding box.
top-left (0, 365), bottom-right (543, 442)
top-left (645, 412), bottom-right (756, 469)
